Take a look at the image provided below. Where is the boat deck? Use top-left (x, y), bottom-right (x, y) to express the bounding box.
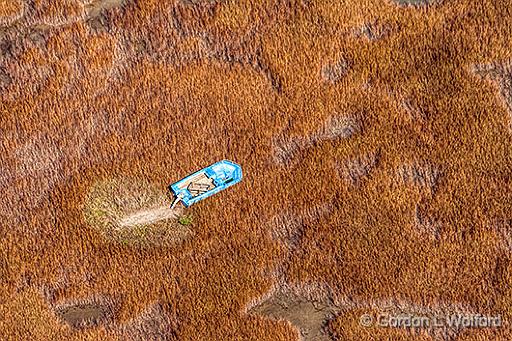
top-left (176, 172), bottom-right (216, 197)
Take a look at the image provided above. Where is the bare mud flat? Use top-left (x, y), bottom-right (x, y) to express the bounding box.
top-left (84, 177), bottom-right (193, 247)
top-left (248, 283), bottom-right (493, 341)
top-left (249, 289), bottom-right (339, 341)
top-left (54, 296), bottom-right (117, 329)
top-left (56, 303), bottom-right (110, 328)
top-left (393, 0), bottom-right (440, 6)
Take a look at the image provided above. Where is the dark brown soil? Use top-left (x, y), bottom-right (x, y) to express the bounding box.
top-left (250, 289), bottom-right (340, 341)
top-left (55, 302), bottom-right (112, 329)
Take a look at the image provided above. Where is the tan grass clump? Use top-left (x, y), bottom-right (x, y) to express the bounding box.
top-left (338, 151), bottom-right (380, 186)
top-left (321, 57), bottom-right (350, 84)
top-left (472, 62), bottom-right (512, 132)
top-left (394, 161), bottom-right (442, 193)
top-left (116, 302), bottom-right (179, 341)
top-left (273, 115), bottom-right (361, 166)
top-left (83, 177), bottom-right (193, 247)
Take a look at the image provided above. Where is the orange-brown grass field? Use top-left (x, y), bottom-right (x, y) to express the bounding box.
top-left (1, 0), bottom-right (512, 340)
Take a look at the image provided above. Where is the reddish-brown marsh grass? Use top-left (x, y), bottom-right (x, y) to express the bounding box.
top-left (2, 0), bottom-right (512, 340)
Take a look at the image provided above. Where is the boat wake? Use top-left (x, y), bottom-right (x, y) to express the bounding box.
top-left (118, 206), bottom-right (182, 228)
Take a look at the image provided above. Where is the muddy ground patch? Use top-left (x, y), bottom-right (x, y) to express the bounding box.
top-left (392, 0), bottom-right (441, 6)
top-left (53, 295), bottom-right (118, 329)
top-left (56, 303), bottom-right (111, 329)
top-left (84, 177), bottom-right (193, 247)
top-left (248, 283), bottom-right (496, 341)
top-left (248, 285), bottom-right (340, 341)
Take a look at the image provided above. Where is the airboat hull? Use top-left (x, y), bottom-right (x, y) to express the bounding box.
top-left (169, 160), bottom-right (243, 207)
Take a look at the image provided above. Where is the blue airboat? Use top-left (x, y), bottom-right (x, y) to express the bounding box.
top-left (169, 160), bottom-right (242, 208)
